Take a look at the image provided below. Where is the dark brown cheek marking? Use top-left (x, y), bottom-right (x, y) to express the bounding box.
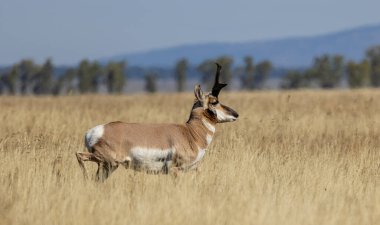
top-left (204, 108), bottom-right (218, 123)
top-left (206, 109), bottom-right (215, 117)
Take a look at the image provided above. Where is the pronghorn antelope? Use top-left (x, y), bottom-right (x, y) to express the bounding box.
top-left (75, 63), bottom-right (239, 181)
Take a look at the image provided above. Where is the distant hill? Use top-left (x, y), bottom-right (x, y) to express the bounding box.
top-left (103, 24), bottom-right (380, 68)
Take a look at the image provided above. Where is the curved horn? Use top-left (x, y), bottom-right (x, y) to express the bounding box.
top-left (211, 63), bottom-right (227, 97)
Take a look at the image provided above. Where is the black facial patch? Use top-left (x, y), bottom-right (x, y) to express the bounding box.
top-left (223, 105), bottom-right (239, 118)
top-left (206, 108), bottom-right (216, 117)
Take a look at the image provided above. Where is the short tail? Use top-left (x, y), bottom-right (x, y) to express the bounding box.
top-left (84, 125), bottom-right (104, 152)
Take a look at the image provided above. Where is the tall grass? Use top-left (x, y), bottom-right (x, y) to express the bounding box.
top-left (0, 90), bottom-right (379, 225)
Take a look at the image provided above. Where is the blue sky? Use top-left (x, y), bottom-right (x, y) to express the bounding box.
top-left (0, 0), bottom-right (379, 65)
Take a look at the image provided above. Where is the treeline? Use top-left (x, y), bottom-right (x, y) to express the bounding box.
top-left (0, 55), bottom-right (274, 95)
top-left (190, 56), bottom-right (272, 91)
top-left (0, 59), bottom-right (125, 95)
top-left (281, 45), bottom-right (380, 89)
top-left (1, 45), bottom-right (380, 95)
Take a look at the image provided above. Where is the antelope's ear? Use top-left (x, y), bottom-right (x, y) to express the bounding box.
top-left (194, 84), bottom-right (204, 102)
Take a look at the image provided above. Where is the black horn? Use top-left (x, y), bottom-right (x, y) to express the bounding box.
top-left (211, 63), bottom-right (227, 97)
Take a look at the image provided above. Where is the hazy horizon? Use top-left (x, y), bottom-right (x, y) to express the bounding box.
top-left (1, 0), bottom-right (380, 65)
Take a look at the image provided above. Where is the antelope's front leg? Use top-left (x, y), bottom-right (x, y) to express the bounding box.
top-left (169, 167), bottom-right (184, 178)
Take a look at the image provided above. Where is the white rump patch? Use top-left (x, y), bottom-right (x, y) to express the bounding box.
top-left (206, 134), bottom-right (213, 145)
top-left (216, 109), bottom-right (237, 122)
top-left (85, 124), bottom-right (104, 148)
top-left (202, 119), bottom-right (215, 133)
top-left (130, 147), bottom-right (175, 171)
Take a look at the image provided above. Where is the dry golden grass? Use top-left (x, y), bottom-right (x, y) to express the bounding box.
top-left (0, 90), bottom-right (380, 225)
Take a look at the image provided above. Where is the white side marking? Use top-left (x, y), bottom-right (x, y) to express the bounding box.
top-left (202, 119), bottom-right (215, 133)
top-left (184, 148), bottom-right (206, 170)
top-left (85, 124), bottom-right (104, 148)
top-left (130, 147), bottom-right (175, 171)
top-left (206, 134), bottom-right (213, 145)
top-left (194, 149), bottom-right (206, 163)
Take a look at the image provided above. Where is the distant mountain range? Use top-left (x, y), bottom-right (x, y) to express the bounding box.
top-left (103, 24), bottom-right (380, 68)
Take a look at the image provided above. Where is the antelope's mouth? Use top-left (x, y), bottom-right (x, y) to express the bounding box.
top-left (231, 112), bottom-right (239, 121)
top-left (230, 116), bottom-right (238, 122)
top-left (222, 116), bottom-right (238, 122)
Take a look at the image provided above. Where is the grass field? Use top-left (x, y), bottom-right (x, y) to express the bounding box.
top-left (0, 90), bottom-right (379, 225)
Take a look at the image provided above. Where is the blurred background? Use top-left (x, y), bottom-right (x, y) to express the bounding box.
top-left (1, 0), bottom-right (380, 94)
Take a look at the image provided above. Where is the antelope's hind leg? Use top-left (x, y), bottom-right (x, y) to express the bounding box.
top-left (95, 161), bottom-right (119, 182)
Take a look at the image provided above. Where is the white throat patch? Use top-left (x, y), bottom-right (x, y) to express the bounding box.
top-left (202, 119), bottom-right (215, 133)
top-left (206, 134), bottom-right (213, 145)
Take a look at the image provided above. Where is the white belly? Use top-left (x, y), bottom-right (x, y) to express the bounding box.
top-left (129, 147), bottom-right (174, 172)
top-left (128, 147), bottom-right (206, 172)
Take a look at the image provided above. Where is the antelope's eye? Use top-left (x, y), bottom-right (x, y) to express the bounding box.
top-left (210, 101), bottom-right (218, 105)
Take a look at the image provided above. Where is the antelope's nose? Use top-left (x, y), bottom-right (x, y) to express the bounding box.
top-left (233, 112), bottom-right (239, 118)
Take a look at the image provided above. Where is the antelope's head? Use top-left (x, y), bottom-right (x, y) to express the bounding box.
top-left (193, 63), bottom-right (239, 123)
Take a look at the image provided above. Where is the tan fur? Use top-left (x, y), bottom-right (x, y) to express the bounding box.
top-left (96, 111), bottom-right (213, 165)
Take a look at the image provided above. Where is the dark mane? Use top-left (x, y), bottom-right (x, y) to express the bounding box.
top-left (191, 100), bottom-right (203, 110)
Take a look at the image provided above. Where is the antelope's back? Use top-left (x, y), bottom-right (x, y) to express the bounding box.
top-left (85, 121), bottom-right (189, 153)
